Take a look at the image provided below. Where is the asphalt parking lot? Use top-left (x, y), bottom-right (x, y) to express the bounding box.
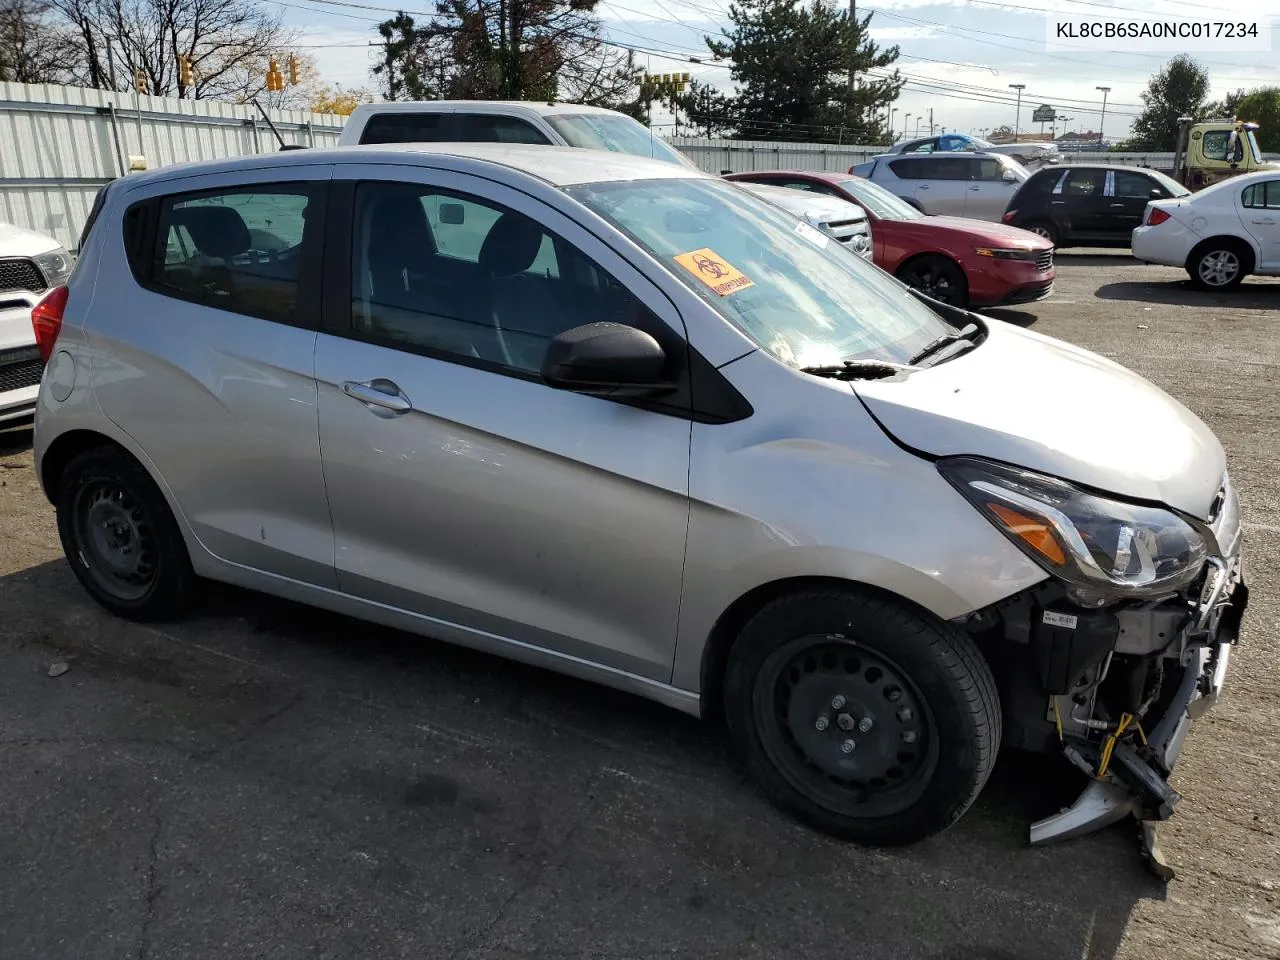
top-left (1, 254), bottom-right (1278, 960)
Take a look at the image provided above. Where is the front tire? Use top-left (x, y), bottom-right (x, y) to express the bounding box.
top-left (56, 445), bottom-right (195, 621)
top-left (722, 588), bottom-right (1001, 846)
top-left (896, 255), bottom-right (969, 307)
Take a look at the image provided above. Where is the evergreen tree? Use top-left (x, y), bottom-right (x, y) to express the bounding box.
top-left (706, 0), bottom-right (901, 143)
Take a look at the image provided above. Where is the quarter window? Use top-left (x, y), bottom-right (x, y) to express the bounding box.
top-left (150, 184), bottom-right (316, 324)
top-left (1241, 181), bottom-right (1280, 209)
top-left (348, 181), bottom-right (661, 376)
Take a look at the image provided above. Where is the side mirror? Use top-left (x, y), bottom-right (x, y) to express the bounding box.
top-left (541, 322), bottom-right (675, 398)
top-left (1002, 169), bottom-right (1019, 183)
top-left (1150, 188), bottom-right (1164, 199)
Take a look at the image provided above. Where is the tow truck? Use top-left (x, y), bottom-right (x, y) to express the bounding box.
top-left (1167, 116), bottom-right (1278, 189)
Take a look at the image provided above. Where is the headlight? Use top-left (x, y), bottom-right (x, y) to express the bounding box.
top-left (939, 457), bottom-right (1208, 604)
top-left (974, 247), bottom-right (1038, 260)
top-left (32, 247), bottom-right (74, 288)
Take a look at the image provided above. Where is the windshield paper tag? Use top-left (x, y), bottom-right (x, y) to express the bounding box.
top-left (673, 248), bottom-right (755, 297)
top-left (795, 221), bottom-right (829, 249)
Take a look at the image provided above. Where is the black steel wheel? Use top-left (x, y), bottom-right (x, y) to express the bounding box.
top-left (896, 256), bottom-right (969, 307)
top-left (56, 445), bottom-right (194, 621)
top-left (753, 635), bottom-right (937, 819)
top-left (722, 588), bottom-right (1001, 846)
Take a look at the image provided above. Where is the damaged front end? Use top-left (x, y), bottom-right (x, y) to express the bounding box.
top-left (944, 461), bottom-right (1248, 877)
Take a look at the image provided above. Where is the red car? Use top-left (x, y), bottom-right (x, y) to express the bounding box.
top-left (725, 170), bottom-right (1055, 309)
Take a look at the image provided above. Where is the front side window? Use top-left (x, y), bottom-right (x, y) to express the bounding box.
top-left (349, 181), bottom-right (662, 375)
top-left (544, 113), bottom-right (690, 167)
top-left (1113, 171), bottom-right (1158, 198)
top-left (568, 177), bottom-right (952, 369)
top-left (151, 184), bottom-right (315, 323)
top-left (974, 158), bottom-right (1005, 181)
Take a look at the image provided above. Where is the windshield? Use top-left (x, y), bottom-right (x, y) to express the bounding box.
top-left (837, 178), bottom-right (924, 220)
top-left (545, 114), bottom-right (691, 167)
top-left (566, 178), bottom-right (952, 367)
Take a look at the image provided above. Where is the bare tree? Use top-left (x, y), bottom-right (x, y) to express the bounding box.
top-left (1, 0), bottom-right (80, 83)
top-left (46, 0), bottom-right (294, 98)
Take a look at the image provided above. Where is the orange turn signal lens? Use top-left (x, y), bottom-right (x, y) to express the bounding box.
top-left (987, 502), bottom-right (1067, 566)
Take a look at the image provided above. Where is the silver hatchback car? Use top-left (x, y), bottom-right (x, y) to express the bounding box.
top-left (32, 145), bottom-right (1246, 858)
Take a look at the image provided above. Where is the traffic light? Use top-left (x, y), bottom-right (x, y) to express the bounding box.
top-left (178, 55), bottom-right (194, 87)
top-left (287, 54), bottom-right (299, 86)
top-left (266, 58), bottom-right (284, 92)
top-left (134, 68), bottom-right (147, 94)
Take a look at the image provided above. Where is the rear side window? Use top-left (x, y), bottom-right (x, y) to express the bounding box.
top-left (1063, 170), bottom-right (1105, 196)
top-left (933, 158), bottom-right (972, 181)
top-left (453, 114), bottom-right (550, 144)
top-left (359, 113), bottom-right (445, 144)
top-left (133, 183), bottom-right (321, 325)
top-left (1242, 180), bottom-right (1280, 209)
top-left (888, 157), bottom-right (938, 179)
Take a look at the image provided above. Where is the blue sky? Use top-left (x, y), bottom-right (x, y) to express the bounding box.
top-left (287, 0), bottom-right (1277, 141)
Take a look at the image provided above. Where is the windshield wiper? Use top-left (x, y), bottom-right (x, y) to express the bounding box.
top-left (799, 360), bottom-right (909, 381)
top-left (908, 322), bottom-right (982, 367)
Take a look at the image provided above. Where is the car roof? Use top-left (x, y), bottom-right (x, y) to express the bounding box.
top-left (348, 100), bottom-right (626, 119)
top-left (1030, 164), bottom-right (1157, 173)
top-left (116, 143), bottom-right (710, 191)
top-left (729, 170), bottom-right (849, 184)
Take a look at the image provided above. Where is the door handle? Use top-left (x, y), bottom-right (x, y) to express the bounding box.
top-left (1109, 203), bottom-right (1125, 208)
top-left (968, 185), bottom-right (981, 191)
top-left (342, 378), bottom-right (412, 415)
top-left (1252, 218), bottom-right (1276, 225)
top-left (918, 184), bottom-right (929, 190)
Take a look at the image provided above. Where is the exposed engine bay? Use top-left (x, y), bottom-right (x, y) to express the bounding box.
top-left (962, 478), bottom-right (1248, 880)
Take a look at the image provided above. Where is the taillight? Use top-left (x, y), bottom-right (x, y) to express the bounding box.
top-left (1147, 207), bottom-right (1172, 226)
top-left (31, 286), bottom-right (68, 363)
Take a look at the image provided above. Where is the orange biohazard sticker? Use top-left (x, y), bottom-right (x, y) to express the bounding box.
top-left (673, 248), bottom-right (755, 297)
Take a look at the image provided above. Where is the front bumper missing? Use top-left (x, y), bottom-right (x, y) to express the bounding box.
top-left (1028, 555), bottom-right (1247, 878)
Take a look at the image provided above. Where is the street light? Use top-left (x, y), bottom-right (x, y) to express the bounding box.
top-left (1009, 84), bottom-right (1025, 138)
top-left (903, 113), bottom-right (912, 139)
top-left (1096, 86), bottom-right (1111, 146)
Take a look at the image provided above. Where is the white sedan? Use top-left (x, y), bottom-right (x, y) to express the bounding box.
top-left (1132, 169), bottom-right (1280, 289)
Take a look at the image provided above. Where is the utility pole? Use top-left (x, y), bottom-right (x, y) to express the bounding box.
top-left (929, 107), bottom-right (933, 135)
top-left (1009, 83), bottom-right (1025, 138)
top-left (1096, 86), bottom-right (1110, 146)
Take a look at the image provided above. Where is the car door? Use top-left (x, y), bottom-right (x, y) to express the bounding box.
top-left (889, 157), bottom-right (964, 214)
top-left (90, 166), bottom-right (337, 587)
top-left (1240, 179), bottom-right (1280, 270)
top-left (963, 157), bottom-right (1020, 221)
top-left (312, 163), bottom-right (694, 681)
top-left (1052, 168), bottom-right (1108, 240)
top-left (1107, 170), bottom-right (1163, 240)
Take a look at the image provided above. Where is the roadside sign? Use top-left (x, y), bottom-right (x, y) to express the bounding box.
top-left (1032, 105), bottom-right (1056, 123)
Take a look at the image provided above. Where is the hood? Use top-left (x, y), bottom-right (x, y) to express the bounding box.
top-left (853, 320), bottom-right (1225, 519)
top-left (0, 222), bottom-right (61, 259)
top-left (911, 216), bottom-right (1053, 248)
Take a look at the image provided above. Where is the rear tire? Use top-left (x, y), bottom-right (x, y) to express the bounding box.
top-left (1023, 220), bottom-right (1059, 246)
top-left (56, 445), bottom-right (195, 622)
top-left (722, 588), bottom-right (1001, 846)
top-left (896, 255), bottom-right (969, 307)
top-left (1186, 239), bottom-right (1251, 290)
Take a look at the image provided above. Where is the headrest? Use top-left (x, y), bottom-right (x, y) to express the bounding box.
top-left (168, 205), bottom-right (250, 259)
top-left (478, 212), bottom-right (544, 277)
top-left (365, 188), bottom-right (436, 257)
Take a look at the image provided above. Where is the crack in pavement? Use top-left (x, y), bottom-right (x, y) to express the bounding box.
top-left (137, 814), bottom-right (162, 960)
top-left (192, 695), bottom-right (306, 761)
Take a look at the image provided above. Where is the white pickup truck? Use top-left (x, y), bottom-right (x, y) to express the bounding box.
top-left (336, 100), bottom-right (696, 168)
top-left (1, 221), bottom-right (74, 427)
